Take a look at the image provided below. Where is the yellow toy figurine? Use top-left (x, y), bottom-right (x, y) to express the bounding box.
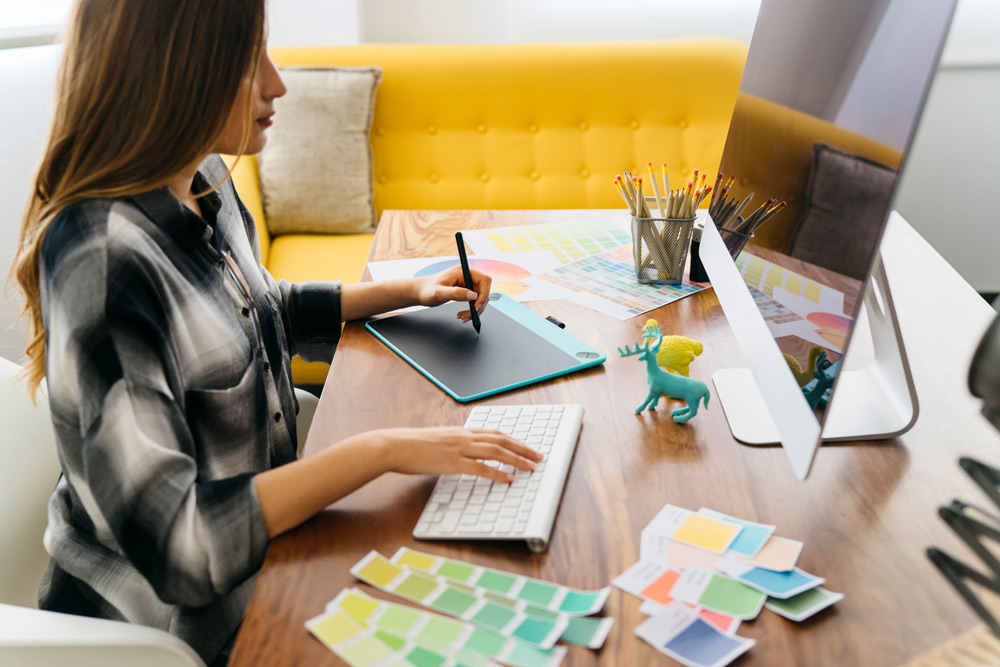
top-left (784, 346), bottom-right (827, 387)
top-left (641, 318), bottom-right (704, 377)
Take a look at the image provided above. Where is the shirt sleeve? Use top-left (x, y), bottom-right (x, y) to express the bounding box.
top-left (42, 215), bottom-right (269, 607)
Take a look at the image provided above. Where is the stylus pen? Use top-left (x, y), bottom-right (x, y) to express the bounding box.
top-left (454, 232), bottom-right (481, 333)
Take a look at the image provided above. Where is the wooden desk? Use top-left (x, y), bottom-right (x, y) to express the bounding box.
top-left (231, 210), bottom-right (1000, 666)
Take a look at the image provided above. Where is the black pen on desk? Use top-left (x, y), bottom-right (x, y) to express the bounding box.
top-left (454, 232), bottom-right (482, 334)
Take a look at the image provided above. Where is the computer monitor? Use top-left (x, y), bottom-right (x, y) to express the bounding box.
top-left (701, 0), bottom-right (958, 479)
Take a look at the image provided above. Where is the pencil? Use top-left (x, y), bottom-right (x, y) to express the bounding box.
top-left (661, 163), bottom-right (670, 199)
top-left (647, 162), bottom-right (665, 217)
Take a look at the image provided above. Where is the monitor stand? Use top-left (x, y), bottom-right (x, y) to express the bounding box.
top-left (714, 250), bottom-right (919, 445)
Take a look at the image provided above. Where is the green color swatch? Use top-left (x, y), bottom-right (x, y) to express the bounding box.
top-left (437, 560), bottom-right (476, 582)
top-left (477, 570), bottom-right (517, 594)
top-left (419, 615), bottom-right (465, 645)
top-left (700, 575), bottom-right (766, 619)
top-left (472, 602), bottom-right (517, 630)
top-left (559, 590), bottom-right (600, 613)
top-left (512, 617), bottom-right (556, 645)
top-left (463, 627), bottom-right (507, 657)
top-left (767, 586), bottom-right (833, 614)
top-left (404, 646), bottom-right (446, 667)
top-left (431, 588), bottom-right (478, 616)
top-left (518, 581), bottom-right (559, 606)
top-left (379, 605), bottom-right (422, 635)
top-left (396, 573), bottom-right (438, 601)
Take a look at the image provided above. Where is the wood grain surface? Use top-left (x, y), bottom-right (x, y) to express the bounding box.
top-left (230, 210), bottom-right (1000, 666)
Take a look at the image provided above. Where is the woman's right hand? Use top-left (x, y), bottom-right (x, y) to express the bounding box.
top-left (372, 427), bottom-right (542, 483)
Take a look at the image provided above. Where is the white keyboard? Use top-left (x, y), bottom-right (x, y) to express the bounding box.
top-left (413, 404), bottom-right (584, 554)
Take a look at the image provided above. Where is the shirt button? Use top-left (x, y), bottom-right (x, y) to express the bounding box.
top-left (274, 412), bottom-right (282, 422)
top-left (263, 361), bottom-right (270, 371)
top-left (242, 307), bottom-right (250, 317)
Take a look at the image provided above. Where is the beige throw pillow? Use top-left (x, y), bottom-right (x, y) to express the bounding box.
top-left (259, 66), bottom-right (382, 235)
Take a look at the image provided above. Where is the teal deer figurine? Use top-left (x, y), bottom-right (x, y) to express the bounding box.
top-left (618, 327), bottom-right (711, 423)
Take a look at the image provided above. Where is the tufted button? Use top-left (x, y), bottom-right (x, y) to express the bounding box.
top-left (580, 168), bottom-right (590, 178)
top-left (378, 175), bottom-right (388, 184)
top-left (429, 173), bottom-right (439, 183)
top-left (529, 124), bottom-right (539, 134)
top-left (529, 171), bottom-right (540, 181)
top-left (376, 127), bottom-right (386, 136)
top-left (578, 121), bottom-right (588, 131)
top-left (477, 123), bottom-right (487, 133)
top-left (678, 119), bottom-right (688, 129)
top-left (427, 125), bottom-right (437, 135)
top-left (630, 120), bottom-right (640, 130)
top-left (480, 173), bottom-right (490, 183)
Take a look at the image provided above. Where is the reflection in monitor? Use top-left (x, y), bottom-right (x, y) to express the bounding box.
top-left (702, 0), bottom-right (957, 479)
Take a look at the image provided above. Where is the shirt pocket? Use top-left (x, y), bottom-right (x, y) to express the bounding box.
top-left (185, 361), bottom-right (269, 478)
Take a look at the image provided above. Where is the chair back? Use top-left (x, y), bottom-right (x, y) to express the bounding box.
top-left (0, 356), bottom-right (60, 608)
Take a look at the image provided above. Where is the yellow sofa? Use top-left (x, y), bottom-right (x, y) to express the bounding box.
top-left (228, 40), bottom-right (747, 386)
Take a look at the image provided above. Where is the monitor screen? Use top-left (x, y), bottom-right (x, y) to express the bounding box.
top-left (702, 0), bottom-right (957, 479)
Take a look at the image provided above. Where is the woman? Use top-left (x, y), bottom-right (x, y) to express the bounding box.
top-left (11, 1), bottom-right (540, 664)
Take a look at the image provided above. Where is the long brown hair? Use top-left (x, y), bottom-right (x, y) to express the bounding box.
top-left (11, 0), bottom-right (266, 397)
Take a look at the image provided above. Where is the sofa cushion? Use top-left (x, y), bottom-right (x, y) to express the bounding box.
top-left (788, 142), bottom-right (897, 280)
top-left (266, 232), bottom-right (374, 286)
top-left (259, 66), bottom-right (382, 235)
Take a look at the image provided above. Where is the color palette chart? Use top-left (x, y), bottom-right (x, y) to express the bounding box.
top-left (348, 549), bottom-right (613, 658)
top-left (326, 587), bottom-right (566, 667)
top-left (390, 547), bottom-right (612, 616)
top-left (614, 503), bottom-right (843, 666)
top-left (529, 245), bottom-right (710, 320)
top-left (460, 217), bottom-right (633, 265)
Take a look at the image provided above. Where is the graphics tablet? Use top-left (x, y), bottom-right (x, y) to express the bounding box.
top-left (365, 293), bottom-right (605, 402)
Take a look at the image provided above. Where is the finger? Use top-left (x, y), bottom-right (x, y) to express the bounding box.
top-left (468, 429), bottom-right (544, 461)
top-left (472, 273), bottom-right (492, 313)
top-left (466, 442), bottom-right (538, 472)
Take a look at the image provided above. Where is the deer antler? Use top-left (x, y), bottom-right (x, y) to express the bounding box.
top-left (617, 340), bottom-right (650, 358)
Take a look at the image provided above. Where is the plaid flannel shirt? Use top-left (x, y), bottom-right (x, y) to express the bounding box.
top-left (37, 155), bottom-right (342, 663)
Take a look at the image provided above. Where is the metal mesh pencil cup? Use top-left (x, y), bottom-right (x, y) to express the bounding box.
top-left (630, 214), bottom-right (695, 285)
top-left (717, 223), bottom-right (754, 259)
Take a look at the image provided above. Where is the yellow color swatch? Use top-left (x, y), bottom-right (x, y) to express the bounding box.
top-left (338, 633), bottom-right (395, 665)
top-left (307, 610), bottom-right (365, 648)
top-left (340, 590), bottom-right (381, 622)
top-left (671, 515), bottom-right (741, 553)
top-left (395, 549), bottom-right (437, 571)
top-left (356, 554), bottom-right (404, 587)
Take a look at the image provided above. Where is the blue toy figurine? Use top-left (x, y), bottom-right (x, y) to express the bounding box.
top-left (618, 325), bottom-right (711, 423)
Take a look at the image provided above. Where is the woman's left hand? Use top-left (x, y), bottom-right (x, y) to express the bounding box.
top-left (414, 265), bottom-right (492, 322)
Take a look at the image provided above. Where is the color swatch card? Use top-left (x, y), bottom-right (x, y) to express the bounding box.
top-left (764, 587), bottom-right (844, 622)
top-left (635, 601), bottom-right (755, 667)
top-left (390, 547), bottom-right (611, 616)
top-left (715, 559), bottom-right (824, 599)
top-left (732, 536), bottom-right (804, 573)
top-left (306, 608), bottom-right (497, 667)
top-left (669, 567), bottom-right (767, 620)
top-left (352, 551), bottom-right (567, 649)
top-left (697, 509), bottom-right (775, 558)
top-left (643, 504), bottom-right (743, 554)
top-left (327, 588), bottom-right (566, 667)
